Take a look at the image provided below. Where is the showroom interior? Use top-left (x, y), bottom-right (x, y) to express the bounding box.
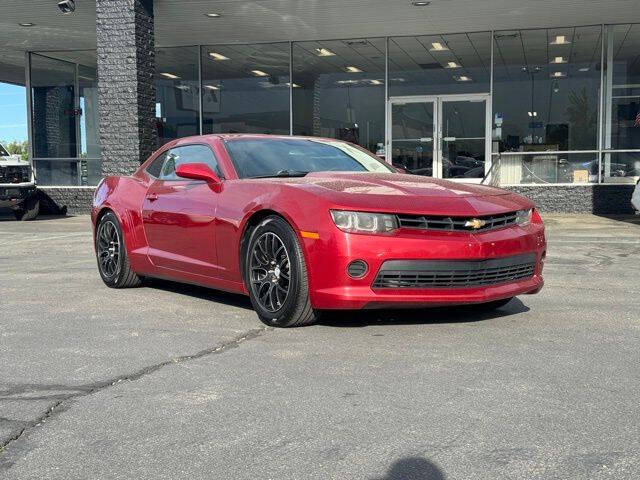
top-left (0, 0), bottom-right (639, 213)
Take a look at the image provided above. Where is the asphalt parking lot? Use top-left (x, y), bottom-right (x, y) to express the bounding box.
top-left (1, 213), bottom-right (639, 479)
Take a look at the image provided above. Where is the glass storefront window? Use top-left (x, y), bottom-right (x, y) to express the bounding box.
top-left (292, 38), bottom-right (385, 154)
top-left (30, 51), bottom-right (101, 186)
top-left (388, 32), bottom-right (491, 97)
top-left (495, 152), bottom-right (600, 185)
top-left (156, 46), bottom-right (200, 145)
top-left (603, 24), bottom-right (640, 181)
top-left (201, 42), bottom-right (290, 135)
top-left (493, 26), bottom-right (602, 154)
top-left (31, 54), bottom-right (77, 160)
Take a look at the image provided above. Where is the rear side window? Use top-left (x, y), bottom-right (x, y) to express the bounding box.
top-left (145, 152), bottom-right (166, 178)
top-left (159, 144), bottom-right (222, 181)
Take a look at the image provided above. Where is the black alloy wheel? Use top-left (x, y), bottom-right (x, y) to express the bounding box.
top-left (249, 232), bottom-right (291, 312)
top-left (97, 219), bottom-right (121, 278)
top-left (245, 215), bottom-right (320, 327)
top-left (95, 211), bottom-right (142, 288)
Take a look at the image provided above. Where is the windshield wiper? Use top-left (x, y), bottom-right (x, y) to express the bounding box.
top-left (248, 169), bottom-right (310, 179)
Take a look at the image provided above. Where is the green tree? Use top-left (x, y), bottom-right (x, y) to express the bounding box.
top-left (1, 140), bottom-right (29, 161)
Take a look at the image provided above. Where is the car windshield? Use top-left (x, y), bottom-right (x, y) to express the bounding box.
top-left (0, 144), bottom-right (8, 157)
top-left (224, 138), bottom-right (395, 179)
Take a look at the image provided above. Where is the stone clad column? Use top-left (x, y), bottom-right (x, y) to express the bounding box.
top-left (96, 0), bottom-right (157, 176)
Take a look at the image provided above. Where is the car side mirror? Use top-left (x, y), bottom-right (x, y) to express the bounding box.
top-left (175, 163), bottom-right (222, 185)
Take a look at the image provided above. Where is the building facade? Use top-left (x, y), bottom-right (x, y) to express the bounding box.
top-left (1, 0), bottom-right (639, 213)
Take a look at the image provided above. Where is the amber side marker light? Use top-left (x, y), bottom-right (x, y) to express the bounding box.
top-left (300, 231), bottom-right (320, 239)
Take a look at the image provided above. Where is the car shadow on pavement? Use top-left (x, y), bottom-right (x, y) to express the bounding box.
top-left (370, 457), bottom-right (446, 480)
top-left (145, 278), bottom-right (254, 310)
top-left (319, 298), bottom-right (530, 328)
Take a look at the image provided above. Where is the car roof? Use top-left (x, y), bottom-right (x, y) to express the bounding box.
top-left (172, 133), bottom-right (346, 144)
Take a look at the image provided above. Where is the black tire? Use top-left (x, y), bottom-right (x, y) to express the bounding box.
top-left (96, 211), bottom-right (142, 288)
top-left (244, 215), bottom-right (320, 327)
top-left (14, 197), bottom-right (39, 221)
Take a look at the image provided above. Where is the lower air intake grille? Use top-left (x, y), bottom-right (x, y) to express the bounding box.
top-left (372, 253), bottom-right (536, 289)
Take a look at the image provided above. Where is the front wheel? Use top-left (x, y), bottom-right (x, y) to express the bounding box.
top-left (14, 197), bottom-right (39, 221)
top-left (245, 215), bottom-right (320, 327)
top-left (96, 211), bottom-right (142, 288)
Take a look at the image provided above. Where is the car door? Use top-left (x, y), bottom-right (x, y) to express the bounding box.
top-left (141, 144), bottom-right (223, 278)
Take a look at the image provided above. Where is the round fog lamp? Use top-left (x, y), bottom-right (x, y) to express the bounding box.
top-left (347, 260), bottom-right (368, 278)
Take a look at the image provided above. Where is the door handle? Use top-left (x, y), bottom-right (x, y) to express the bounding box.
top-left (146, 193), bottom-right (158, 202)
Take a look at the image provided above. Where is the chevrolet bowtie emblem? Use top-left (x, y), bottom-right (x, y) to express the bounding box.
top-left (464, 218), bottom-right (487, 229)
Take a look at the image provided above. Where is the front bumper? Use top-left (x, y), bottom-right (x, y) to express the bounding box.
top-left (303, 222), bottom-right (546, 310)
top-left (0, 183), bottom-right (37, 209)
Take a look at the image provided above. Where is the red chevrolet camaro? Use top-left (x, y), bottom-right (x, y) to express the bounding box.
top-left (92, 134), bottom-right (546, 327)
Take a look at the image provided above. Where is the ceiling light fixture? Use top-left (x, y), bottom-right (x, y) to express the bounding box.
top-left (250, 70), bottom-right (269, 77)
top-left (160, 73), bottom-right (180, 79)
top-left (286, 82), bottom-right (302, 88)
top-left (369, 79), bottom-right (383, 85)
top-left (315, 48), bottom-right (336, 57)
top-left (204, 85), bottom-right (220, 90)
top-left (18, 22), bottom-right (35, 27)
top-left (430, 42), bottom-right (449, 51)
top-left (445, 61), bottom-right (461, 69)
top-left (345, 66), bottom-right (363, 73)
top-left (204, 13), bottom-right (221, 18)
top-left (551, 71), bottom-right (567, 78)
top-left (412, 1), bottom-right (430, 5)
top-left (550, 35), bottom-right (571, 45)
top-left (456, 75), bottom-right (472, 82)
top-left (551, 56), bottom-right (567, 64)
top-left (579, 67), bottom-right (590, 72)
top-left (527, 111), bottom-right (538, 117)
top-left (208, 52), bottom-right (230, 61)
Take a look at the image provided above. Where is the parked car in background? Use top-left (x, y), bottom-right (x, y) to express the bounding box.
top-left (92, 134), bottom-right (546, 327)
top-left (0, 142), bottom-right (39, 221)
top-left (632, 179), bottom-right (640, 212)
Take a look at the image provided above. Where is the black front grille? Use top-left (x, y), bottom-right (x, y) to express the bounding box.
top-left (372, 254), bottom-right (536, 289)
top-left (396, 211), bottom-right (518, 232)
top-left (0, 165), bottom-right (30, 184)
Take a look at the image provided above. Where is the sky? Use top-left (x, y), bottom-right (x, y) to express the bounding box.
top-left (0, 82), bottom-right (28, 143)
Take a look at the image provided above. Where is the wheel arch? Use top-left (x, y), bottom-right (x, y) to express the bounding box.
top-left (238, 209), bottom-right (288, 283)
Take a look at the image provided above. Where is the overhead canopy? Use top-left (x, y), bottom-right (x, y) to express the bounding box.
top-left (1, 0), bottom-right (639, 85)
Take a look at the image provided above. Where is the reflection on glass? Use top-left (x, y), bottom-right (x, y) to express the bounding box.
top-left (493, 26), bottom-right (602, 153)
top-left (603, 24), bottom-right (640, 180)
top-left (30, 51), bottom-right (102, 186)
top-left (201, 43), bottom-right (290, 135)
top-left (31, 54), bottom-right (77, 159)
top-left (389, 32), bottom-right (491, 97)
top-left (391, 102), bottom-right (434, 176)
top-left (292, 38), bottom-right (385, 154)
top-left (496, 152), bottom-right (600, 184)
top-left (156, 47), bottom-right (200, 145)
top-left (441, 100), bottom-right (486, 179)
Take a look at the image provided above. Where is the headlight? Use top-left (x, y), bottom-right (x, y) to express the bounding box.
top-left (330, 210), bottom-right (398, 234)
top-left (515, 209), bottom-right (533, 226)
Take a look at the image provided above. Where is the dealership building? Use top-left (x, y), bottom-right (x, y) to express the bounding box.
top-left (1, 0), bottom-right (639, 213)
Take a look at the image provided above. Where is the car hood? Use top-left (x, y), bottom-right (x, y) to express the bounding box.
top-left (0, 156), bottom-right (28, 167)
top-left (261, 172), bottom-right (532, 216)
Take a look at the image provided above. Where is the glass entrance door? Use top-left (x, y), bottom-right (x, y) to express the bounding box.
top-left (389, 94), bottom-right (490, 181)
top-left (389, 100), bottom-right (436, 176)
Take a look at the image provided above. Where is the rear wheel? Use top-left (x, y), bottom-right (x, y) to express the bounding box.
top-left (245, 215), bottom-right (320, 327)
top-left (96, 211), bottom-right (142, 288)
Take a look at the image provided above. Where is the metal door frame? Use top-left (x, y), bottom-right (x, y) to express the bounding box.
top-left (387, 93), bottom-right (491, 182)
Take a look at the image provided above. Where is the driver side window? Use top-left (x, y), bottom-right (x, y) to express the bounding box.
top-left (158, 145), bottom-right (222, 181)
